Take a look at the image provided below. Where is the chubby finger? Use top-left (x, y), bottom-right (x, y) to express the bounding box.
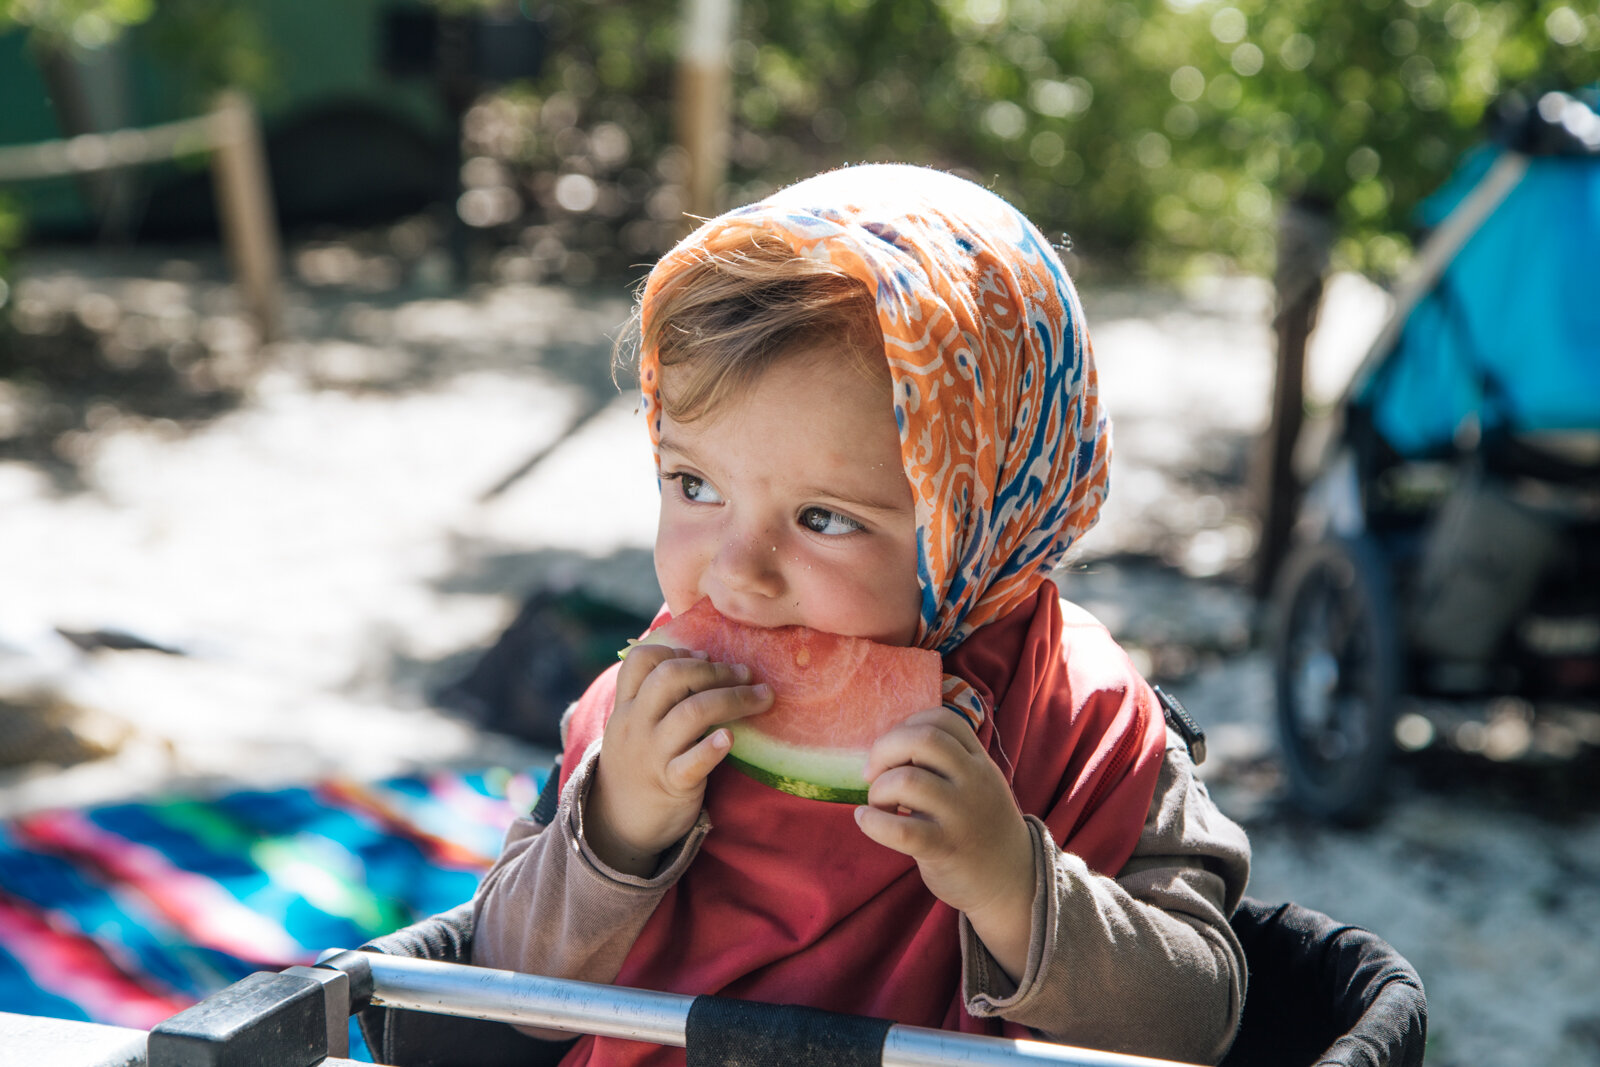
top-left (864, 713), bottom-right (976, 781)
top-left (662, 728), bottom-right (734, 794)
top-left (617, 643), bottom-right (706, 702)
top-left (854, 802), bottom-right (940, 856)
top-left (900, 707), bottom-right (986, 751)
top-left (634, 656), bottom-right (755, 719)
top-left (658, 683), bottom-right (774, 753)
top-left (865, 761), bottom-right (960, 821)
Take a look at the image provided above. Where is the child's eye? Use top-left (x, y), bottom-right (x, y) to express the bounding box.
top-left (800, 507), bottom-right (864, 536)
top-left (665, 472), bottom-right (723, 504)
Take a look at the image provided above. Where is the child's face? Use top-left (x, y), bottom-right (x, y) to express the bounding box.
top-left (653, 347), bottom-right (922, 646)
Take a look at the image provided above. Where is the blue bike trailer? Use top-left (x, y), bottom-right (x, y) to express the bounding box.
top-left (1348, 88), bottom-right (1600, 460)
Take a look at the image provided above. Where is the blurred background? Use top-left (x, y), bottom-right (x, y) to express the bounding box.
top-left (1, 1), bottom-right (1598, 1064)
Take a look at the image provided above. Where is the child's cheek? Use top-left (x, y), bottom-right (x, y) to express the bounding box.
top-left (652, 515), bottom-right (700, 615)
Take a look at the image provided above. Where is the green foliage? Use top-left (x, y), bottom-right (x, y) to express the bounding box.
top-left (511, 0), bottom-right (1600, 277)
top-left (1, 0), bottom-right (270, 104)
top-left (6, 0), bottom-right (1597, 279)
top-left (1136, 0), bottom-right (1600, 273)
top-left (131, 0), bottom-right (272, 104)
top-left (427, 0), bottom-right (515, 13)
top-left (0, 0), bottom-right (153, 49)
top-left (0, 193), bottom-right (22, 287)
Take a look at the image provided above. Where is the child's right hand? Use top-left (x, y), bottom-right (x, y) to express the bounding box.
top-left (584, 643), bottom-right (773, 877)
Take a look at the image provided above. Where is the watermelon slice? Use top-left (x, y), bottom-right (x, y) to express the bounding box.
top-left (637, 600), bottom-right (942, 803)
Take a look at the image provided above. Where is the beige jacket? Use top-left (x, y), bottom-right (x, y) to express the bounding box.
top-left (473, 726), bottom-right (1250, 1065)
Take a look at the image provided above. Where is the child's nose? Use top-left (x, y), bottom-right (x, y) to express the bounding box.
top-left (712, 529), bottom-right (785, 599)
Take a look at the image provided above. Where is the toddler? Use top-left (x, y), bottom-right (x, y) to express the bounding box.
top-left (473, 164), bottom-right (1250, 1065)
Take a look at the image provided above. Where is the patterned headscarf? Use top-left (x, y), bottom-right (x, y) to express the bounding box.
top-left (639, 165), bottom-right (1110, 723)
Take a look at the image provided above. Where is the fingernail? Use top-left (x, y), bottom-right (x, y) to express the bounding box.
top-left (752, 683), bottom-right (772, 700)
top-left (711, 729), bottom-right (730, 750)
top-left (690, 649), bottom-right (710, 660)
top-left (853, 806), bottom-right (866, 826)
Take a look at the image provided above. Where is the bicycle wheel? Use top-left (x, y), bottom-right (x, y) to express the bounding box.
top-left (1271, 534), bottom-right (1402, 824)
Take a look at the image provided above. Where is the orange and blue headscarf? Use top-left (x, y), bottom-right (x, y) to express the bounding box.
top-left (639, 164), bottom-right (1111, 724)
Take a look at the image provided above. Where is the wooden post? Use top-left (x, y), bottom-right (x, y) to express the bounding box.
top-left (209, 90), bottom-right (283, 343)
top-left (1254, 198), bottom-right (1334, 601)
top-left (676, 0), bottom-right (735, 224)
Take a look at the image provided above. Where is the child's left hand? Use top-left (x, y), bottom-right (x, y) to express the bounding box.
top-left (856, 707), bottom-right (1037, 981)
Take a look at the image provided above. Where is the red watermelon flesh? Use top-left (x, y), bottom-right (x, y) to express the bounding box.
top-left (638, 599), bottom-right (943, 802)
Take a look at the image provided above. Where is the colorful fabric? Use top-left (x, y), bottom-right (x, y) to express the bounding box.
top-left (0, 769), bottom-right (542, 1052)
top-left (551, 164), bottom-right (1165, 1067)
top-left (640, 164), bottom-right (1111, 726)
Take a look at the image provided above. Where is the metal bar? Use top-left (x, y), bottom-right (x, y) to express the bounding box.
top-left (366, 955), bottom-right (690, 1046)
top-left (882, 1029), bottom-right (1192, 1067)
top-left (363, 955), bottom-right (1193, 1067)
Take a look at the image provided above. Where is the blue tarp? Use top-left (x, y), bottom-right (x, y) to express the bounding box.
top-left (1363, 145), bottom-right (1600, 457)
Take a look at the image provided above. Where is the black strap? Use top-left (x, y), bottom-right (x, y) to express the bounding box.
top-left (1153, 686), bottom-right (1206, 765)
top-left (530, 755), bottom-right (564, 826)
top-left (685, 995), bottom-right (892, 1067)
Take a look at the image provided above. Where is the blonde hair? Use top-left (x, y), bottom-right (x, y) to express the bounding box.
top-left (618, 233), bottom-right (886, 422)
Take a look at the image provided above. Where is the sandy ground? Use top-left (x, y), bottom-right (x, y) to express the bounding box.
top-left (2, 247), bottom-right (1597, 1066)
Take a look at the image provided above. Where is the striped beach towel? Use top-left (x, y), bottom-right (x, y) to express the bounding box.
top-left (0, 767), bottom-right (544, 1057)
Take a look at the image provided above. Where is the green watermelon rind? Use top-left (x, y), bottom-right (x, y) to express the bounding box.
top-left (724, 721), bottom-right (871, 805)
top-left (725, 755), bottom-right (869, 804)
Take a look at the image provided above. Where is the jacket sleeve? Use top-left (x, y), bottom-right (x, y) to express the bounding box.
top-left (470, 740), bottom-right (711, 989)
top-left (960, 726), bottom-right (1250, 1065)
